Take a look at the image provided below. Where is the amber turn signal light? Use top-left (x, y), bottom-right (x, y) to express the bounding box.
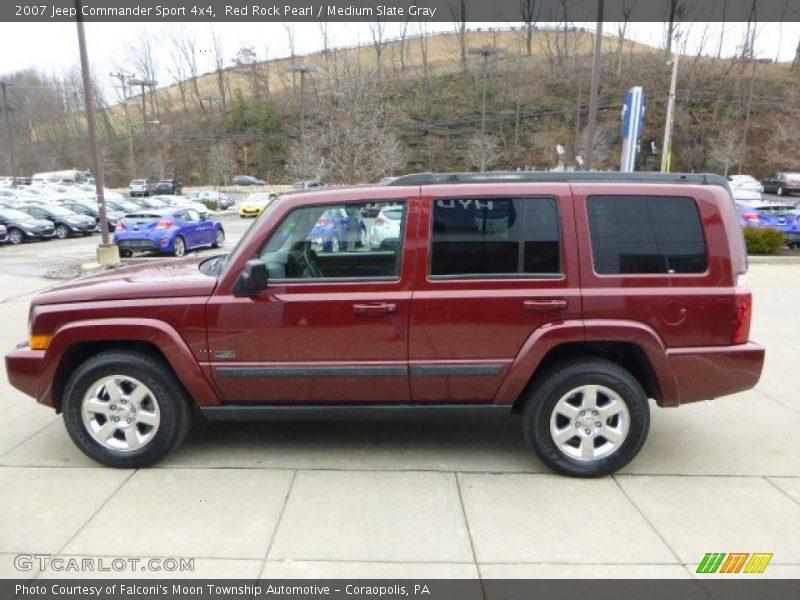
top-left (30, 334), bottom-right (52, 350)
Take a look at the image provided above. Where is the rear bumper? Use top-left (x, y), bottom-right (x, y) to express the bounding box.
top-left (659, 342), bottom-right (765, 406)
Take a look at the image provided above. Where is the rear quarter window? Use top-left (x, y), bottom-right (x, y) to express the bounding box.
top-left (587, 195), bottom-right (707, 275)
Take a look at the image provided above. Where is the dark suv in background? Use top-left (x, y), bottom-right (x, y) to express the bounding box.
top-left (154, 179), bottom-right (182, 195)
top-left (5, 172), bottom-right (764, 477)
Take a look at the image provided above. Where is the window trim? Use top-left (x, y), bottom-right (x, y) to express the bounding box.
top-left (427, 195), bottom-right (563, 280)
top-left (586, 194), bottom-right (710, 278)
top-left (256, 199), bottom-right (409, 284)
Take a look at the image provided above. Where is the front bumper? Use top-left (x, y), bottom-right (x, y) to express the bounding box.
top-left (5, 342), bottom-right (52, 407)
top-left (660, 342), bottom-right (765, 406)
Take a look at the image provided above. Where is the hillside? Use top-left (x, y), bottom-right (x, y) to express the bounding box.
top-left (6, 27), bottom-right (800, 185)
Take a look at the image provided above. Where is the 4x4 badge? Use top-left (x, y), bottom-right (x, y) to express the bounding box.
top-left (214, 350), bottom-right (236, 359)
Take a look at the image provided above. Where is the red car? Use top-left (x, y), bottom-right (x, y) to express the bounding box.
top-left (5, 172), bottom-right (764, 476)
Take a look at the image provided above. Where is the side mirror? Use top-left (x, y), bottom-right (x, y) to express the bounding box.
top-left (234, 259), bottom-right (269, 295)
top-left (199, 213), bottom-right (208, 221)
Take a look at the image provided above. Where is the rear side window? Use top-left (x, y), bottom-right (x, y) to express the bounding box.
top-left (431, 197), bottom-right (561, 277)
top-left (587, 195), bottom-right (707, 275)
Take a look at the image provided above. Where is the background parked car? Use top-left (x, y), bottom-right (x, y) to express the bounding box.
top-left (232, 175), bottom-right (266, 186)
top-left (61, 200), bottom-right (123, 232)
top-left (292, 180), bottom-right (323, 190)
top-left (128, 196), bottom-right (168, 209)
top-left (151, 195), bottom-right (210, 216)
top-left (0, 208), bottom-right (56, 244)
top-left (736, 201), bottom-right (800, 247)
top-left (369, 205), bottom-right (404, 249)
top-left (763, 173), bottom-right (800, 196)
top-left (114, 208), bottom-right (225, 258)
top-left (238, 192), bottom-right (272, 218)
top-left (185, 190), bottom-right (234, 210)
top-left (17, 203), bottom-right (96, 238)
top-left (154, 179), bottom-right (182, 195)
top-left (105, 198), bottom-right (141, 214)
top-left (129, 179), bottom-right (156, 197)
top-left (307, 207), bottom-right (367, 252)
top-left (727, 174), bottom-right (763, 194)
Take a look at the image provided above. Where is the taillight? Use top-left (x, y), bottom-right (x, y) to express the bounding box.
top-left (375, 216), bottom-right (387, 227)
top-left (731, 286), bottom-right (752, 345)
top-left (156, 219), bottom-right (173, 230)
top-left (743, 212), bottom-right (760, 223)
top-left (115, 221), bottom-right (126, 231)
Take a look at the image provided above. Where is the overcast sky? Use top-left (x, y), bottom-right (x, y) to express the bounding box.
top-left (1, 21), bottom-right (797, 90)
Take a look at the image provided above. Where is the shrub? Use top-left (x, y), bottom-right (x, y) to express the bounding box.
top-left (200, 199), bottom-right (218, 211)
top-left (743, 226), bottom-right (785, 254)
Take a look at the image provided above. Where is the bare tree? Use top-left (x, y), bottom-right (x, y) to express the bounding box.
top-left (368, 19), bottom-right (387, 72)
top-left (418, 21), bottom-right (430, 79)
top-left (232, 46), bottom-right (262, 99)
top-left (707, 127), bottom-right (745, 175)
top-left (716, 1), bottom-right (727, 58)
top-left (451, 0), bottom-right (469, 74)
top-left (207, 142), bottom-right (236, 185)
top-left (211, 28), bottom-right (229, 111)
top-left (465, 133), bottom-right (500, 170)
top-left (792, 36), bottom-right (800, 73)
top-left (616, 0), bottom-right (637, 75)
top-left (399, 17), bottom-right (411, 71)
top-left (520, 0), bottom-right (538, 56)
top-left (767, 119), bottom-right (800, 171)
top-left (665, 0), bottom-right (688, 56)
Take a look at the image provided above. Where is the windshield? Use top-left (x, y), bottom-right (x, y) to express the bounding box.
top-left (44, 206), bottom-right (74, 216)
top-left (218, 198), bottom-right (280, 273)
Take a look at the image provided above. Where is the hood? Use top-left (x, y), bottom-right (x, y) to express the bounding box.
top-left (32, 257), bottom-right (217, 306)
top-left (23, 218), bottom-right (54, 229)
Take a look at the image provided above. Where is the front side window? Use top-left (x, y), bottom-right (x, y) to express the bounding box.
top-left (430, 197), bottom-right (561, 277)
top-left (587, 195), bottom-right (707, 275)
top-left (259, 201), bottom-right (406, 280)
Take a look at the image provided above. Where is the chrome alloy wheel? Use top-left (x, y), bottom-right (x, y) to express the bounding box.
top-left (549, 384), bottom-right (630, 461)
top-left (81, 375), bottom-right (161, 452)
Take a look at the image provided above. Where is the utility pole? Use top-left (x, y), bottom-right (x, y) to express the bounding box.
top-left (110, 71), bottom-right (135, 178)
top-left (469, 45), bottom-right (503, 172)
top-left (661, 36), bottom-right (680, 173)
top-left (128, 77), bottom-right (157, 171)
top-left (1, 82), bottom-right (18, 188)
top-left (285, 64), bottom-right (318, 182)
top-left (202, 96), bottom-right (223, 187)
top-left (584, 0), bottom-right (604, 170)
top-left (75, 0), bottom-right (118, 264)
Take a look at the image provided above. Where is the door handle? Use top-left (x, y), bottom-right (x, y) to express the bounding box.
top-left (523, 299), bottom-right (568, 312)
top-left (353, 302), bottom-right (397, 316)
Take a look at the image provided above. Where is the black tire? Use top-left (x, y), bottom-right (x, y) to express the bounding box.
top-left (119, 248), bottom-right (133, 258)
top-left (522, 357), bottom-right (650, 477)
top-left (55, 224), bottom-right (69, 239)
top-left (62, 350), bottom-right (192, 468)
top-left (212, 229), bottom-right (225, 248)
top-left (7, 227), bottom-right (24, 245)
top-left (777, 186), bottom-right (784, 196)
top-left (173, 236), bottom-right (186, 257)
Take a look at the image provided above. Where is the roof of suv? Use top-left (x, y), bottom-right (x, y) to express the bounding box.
top-left (386, 171), bottom-right (731, 190)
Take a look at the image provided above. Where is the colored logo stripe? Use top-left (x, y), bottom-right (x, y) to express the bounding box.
top-left (745, 553), bottom-right (773, 574)
top-left (697, 552), bottom-right (773, 574)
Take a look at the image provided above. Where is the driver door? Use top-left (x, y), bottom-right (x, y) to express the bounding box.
top-left (206, 198), bottom-right (416, 404)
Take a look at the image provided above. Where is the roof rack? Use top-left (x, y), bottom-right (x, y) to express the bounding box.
top-left (386, 171), bottom-right (730, 188)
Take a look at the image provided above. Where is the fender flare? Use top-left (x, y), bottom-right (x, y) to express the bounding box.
top-left (41, 318), bottom-right (221, 408)
top-left (493, 319), bottom-right (676, 406)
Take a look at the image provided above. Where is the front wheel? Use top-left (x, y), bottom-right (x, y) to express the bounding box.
top-left (777, 186), bottom-right (784, 196)
top-left (55, 224), bottom-right (69, 239)
top-left (173, 236), bottom-right (186, 257)
top-left (522, 358), bottom-right (650, 477)
top-left (7, 227), bottom-right (24, 245)
top-left (212, 229), bottom-right (225, 248)
top-left (62, 351), bottom-right (192, 467)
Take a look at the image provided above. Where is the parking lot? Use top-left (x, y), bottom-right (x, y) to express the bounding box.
top-left (0, 209), bottom-right (799, 580)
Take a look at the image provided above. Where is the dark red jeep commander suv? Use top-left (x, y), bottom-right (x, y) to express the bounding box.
top-left (5, 172), bottom-right (765, 476)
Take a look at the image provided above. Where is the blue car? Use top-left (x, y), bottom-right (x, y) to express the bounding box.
top-left (114, 207), bottom-right (225, 257)
top-left (736, 201), bottom-right (800, 247)
top-left (307, 208), bottom-right (367, 252)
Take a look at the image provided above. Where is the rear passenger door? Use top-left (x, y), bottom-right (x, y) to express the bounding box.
top-left (409, 184), bottom-right (581, 403)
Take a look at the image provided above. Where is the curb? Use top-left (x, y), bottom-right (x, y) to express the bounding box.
top-left (748, 255), bottom-right (800, 265)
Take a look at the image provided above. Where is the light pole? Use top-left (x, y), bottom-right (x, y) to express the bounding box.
top-left (202, 96), bottom-right (223, 187)
top-left (0, 82), bottom-right (18, 188)
top-left (128, 77), bottom-right (158, 161)
top-left (74, 0), bottom-right (117, 264)
top-left (285, 64), bottom-right (318, 181)
top-left (661, 36), bottom-right (680, 173)
top-left (469, 45), bottom-right (503, 172)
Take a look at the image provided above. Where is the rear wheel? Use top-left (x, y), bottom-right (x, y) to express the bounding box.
top-left (522, 358), bottom-right (650, 477)
top-left (173, 236), bottom-right (186, 257)
top-left (62, 351), bottom-right (192, 467)
top-left (120, 249), bottom-right (133, 258)
top-left (55, 224), bottom-right (69, 239)
top-left (777, 186), bottom-right (784, 196)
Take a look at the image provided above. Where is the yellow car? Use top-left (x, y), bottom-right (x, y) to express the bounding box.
top-left (238, 192), bottom-right (274, 218)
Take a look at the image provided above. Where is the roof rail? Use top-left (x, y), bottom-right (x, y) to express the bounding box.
top-left (386, 171), bottom-right (730, 188)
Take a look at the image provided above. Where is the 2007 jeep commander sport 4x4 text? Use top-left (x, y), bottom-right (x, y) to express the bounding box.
top-left (5, 172), bottom-right (765, 476)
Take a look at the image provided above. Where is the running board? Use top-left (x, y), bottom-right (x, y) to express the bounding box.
top-left (200, 404), bottom-right (513, 421)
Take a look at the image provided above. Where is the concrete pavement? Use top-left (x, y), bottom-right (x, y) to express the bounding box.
top-left (0, 252), bottom-right (798, 579)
